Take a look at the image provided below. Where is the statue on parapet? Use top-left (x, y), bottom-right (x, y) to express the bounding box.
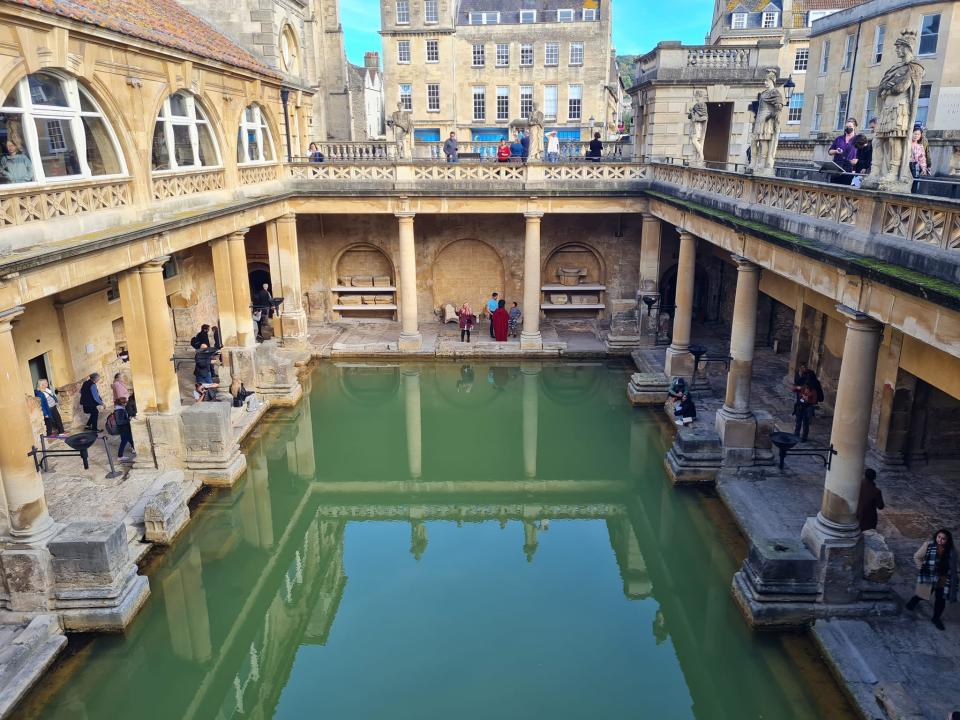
top-left (687, 89), bottom-right (708, 166)
top-left (750, 69), bottom-right (784, 176)
top-left (865, 30), bottom-right (925, 190)
top-left (527, 102), bottom-right (544, 160)
top-left (390, 102), bottom-right (413, 159)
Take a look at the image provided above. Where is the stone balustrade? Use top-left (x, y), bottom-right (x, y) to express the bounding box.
top-left (420, 139), bottom-right (634, 161)
top-left (0, 178), bottom-right (132, 228)
top-left (685, 46), bottom-right (752, 69)
top-left (301, 141), bottom-right (397, 162)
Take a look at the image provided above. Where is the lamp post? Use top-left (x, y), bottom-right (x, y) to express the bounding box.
top-left (279, 87), bottom-right (293, 163)
top-left (783, 75), bottom-right (796, 102)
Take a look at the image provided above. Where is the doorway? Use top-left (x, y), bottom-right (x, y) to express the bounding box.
top-left (248, 264), bottom-right (271, 297)
top-left (28, 353), bottom-right (51, 390)
top-left (704, 102), bottom-right (732, 166)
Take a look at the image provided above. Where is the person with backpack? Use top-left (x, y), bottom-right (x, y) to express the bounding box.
top-left (79, 373), bottom-right (104, 432)
top-left (190, 324), bottom-right (211, 350)
top-left (113, 396), bottom-right (135, 461)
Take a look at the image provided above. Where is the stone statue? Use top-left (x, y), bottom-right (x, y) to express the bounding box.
top-left (390, 102), bottom-right (413, 159)
top-left (866, 30), bottom-right (926, 189)
top-left (527, 102), bottom-right (544, 160)
top-left (687, 90), bottom-right (708, 166)
top-left (750, 69), bottom-right (784, 175)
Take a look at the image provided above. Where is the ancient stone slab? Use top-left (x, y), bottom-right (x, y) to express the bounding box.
top-left (0, 615), bottom-right (67, 719)
top-left (627, 372), bottom-right (669, 406)
top-left (862, 531), bottom-right (895, 583)
top-left (144, 481), bottom-right (189, 545)
top-left (0, 548), bottom-right (53, 612)
top-left (181, 402), bottom-right (246, 487)
top-left (663, 427), bottom-right (723, 485)
top-left (47, 521), bottom-right (128, 588)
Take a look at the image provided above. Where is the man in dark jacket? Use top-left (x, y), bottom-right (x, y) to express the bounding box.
top-left (857, 468), bottom-right (885, 531)
top-left (443, 132), bottom-right (458, 163)
top-left (193, 345), bottom-right (217, 385)
top-left (79, 373), bottom-right (104, 431)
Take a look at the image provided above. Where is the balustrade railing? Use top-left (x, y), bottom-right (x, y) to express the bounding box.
top-left (685, 46), bottom-right (751, 68)
top-left (0, 178), bottom-right (132, 228)
top-left (421, 139), bottom-right (634, 161)
top-left (300, 141), bottom-right (398, 162)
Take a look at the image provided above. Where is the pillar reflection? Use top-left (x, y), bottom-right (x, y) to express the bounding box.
top-left (521, 366), bottom-right (540, 479)
top-left (241, 445), bottom-right (275, 549)
top-left (410, 520), bottom-right (428, 561)
top-left (402, 368), bottom-right (422, 479)
top-left (161, 544), bottom-right (211, 662)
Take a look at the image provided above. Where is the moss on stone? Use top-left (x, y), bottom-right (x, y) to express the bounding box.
top-left (853, 258), bottom-right (960, 301)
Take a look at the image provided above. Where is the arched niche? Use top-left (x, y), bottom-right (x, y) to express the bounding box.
top-left (332, 243), bottom-right (396, 319)
top-left (542, 242), bottom-right (605, 286)
top-left (432, 239), bottom-right (505, 314)
top-left (541, 242), bottom-right (606, 317)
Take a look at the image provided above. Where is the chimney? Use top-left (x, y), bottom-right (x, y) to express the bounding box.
top-left (364, 52), bottom-right (380, 70)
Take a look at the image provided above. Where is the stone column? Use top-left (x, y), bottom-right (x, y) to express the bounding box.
top-left (638, 213), bottom-right (662, 340)
top-left (0, 307), bottom-right (56, 543)
top-left (396, 212), bottom-right (421, 351)
top-left (227, 229), bottom-right (254, 348)
top-left (208, 237), bottom-right (237, 347)
top-left (140, 258), bottom-right (181, 414)
top-left (664, 230), bottom-right (696, 377)
top-left (118, 269), bottom-right (158, 414)
top-left (522, 366), bottom-right (539, 478)
top-left (403, 368), bottom-right (422, 479)
top-left (521, 212), bottom-right (543, 351)
top-left (715, 256), bottom-right (760, 450)
top-left (802, 307), bottom-right (883, 568)
top-left (267, 214), bottom-right (308, 343)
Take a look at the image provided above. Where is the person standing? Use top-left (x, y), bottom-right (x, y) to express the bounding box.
top-left (587, 132), bottom-right (603, 162)
top-left (487, 292), bottom-right (499, 338)
top-left (496, 139), bottom-right (511, 163)
top-left (79, 373), bottom-right (104, 431)
top-left (910, 128), bottom-right (928, 177)
top-left (546, 131), bottom-right (560, 163)
top-left (828, 120), bottom-right (858, 184)
top-left (111, 373), bottom-right (130, 404)
top-left (443, 132), bottom-right (459, 163)
top-left (456, 302), bottom-right (475, 343)
top-left (852, 133), bottom-right (873, 177)
top-left (193, 344), bottom-right (217, 385)
top-left (508, 302), bottom-right (522, 338)
top-left (35, 379), bottom-right (65, 437)
top-left (492, 299), bottom-right (510, 342)
top-left (793, 382), bottom-right (819, 442)
top-left (114, 396), bottom-right (135, 461)
top-left (857, 468), bottom-right (885, 531)
top-left (906, 529), bottom-right (958, 631)
top-left (520, 130), bottom-right (530, 160)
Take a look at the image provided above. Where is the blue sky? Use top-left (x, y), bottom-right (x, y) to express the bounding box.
top-left (340, 1), bottom-right (714, 65)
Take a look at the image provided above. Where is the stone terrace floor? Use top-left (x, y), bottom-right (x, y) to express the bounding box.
top-left (636, 323), bottom-right (960, 720)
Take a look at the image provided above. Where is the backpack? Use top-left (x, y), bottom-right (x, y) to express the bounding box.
top-left (104, 412), bottom-right (119, 435)
top-left (190, 334), bottom-right (202, 350)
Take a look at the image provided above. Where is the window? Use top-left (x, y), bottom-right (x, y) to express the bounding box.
top-left (812, 94), bottom-right (823, 131)
top-left (915, 83), bottom-right (932, 126)
top-left (496, 43), bottom-right (509, 66)
top-left (919, 14), bottom-right (940, 56)
top-left (570, 42), bottom-right (584, 66)
top-left (732, 13), bottom-right (747, 29)
top-left (788, 92), bottom-right (804, 123)
top-left (398, 40), bottom-right (411, 63)
top-left (545, 43), bottom-right (559, 66)
top-left (399, 84), bottom-right (412, 111)
top-left (155, 91), bottom-right (220, 171)
top-left (396, 0), bottom-right (409, 24)
top-left (568, 84), bottom-right (582, 120)
top-left (0, 71), bottom-right (125, 185)
top-left (236, 103), bottom-right (274, 165)
top-left (557, 9), bottom-right (574, 22)
top-left (842, 34), bottom-right (855, 70)
top-left (582, 8), bottom-right (597, 20)
top-left (835, 92), bottom-right (848, 131)
top-left (521, 44), bottom-right (534, 66)
top-left (820, 39), bottom-right (830, 73)
top-left (469, 11), bottom-right (499, 24)
top-left (794, 47), bottom-right (809, 72)
top-left (520, 86), bottom-right (533, 117)
top-left (424, 0), bottom-right (438, 23)
top-left (279, 25), bottom-right (300, 75)
top-left (873, 24), bottom-right (885, 63)
top-left (762, 11), bottom-right (779, 28)
top-left (472, 44), bottom-right (485, 67)
top-left (520, 10), bottom-right (536, 23)
top-left (472, 86), bottom-right (485, 121)
top-left (427, 84), bottom-right (440, 112)
top-left (426, 39), bottom-right (439, 63)
top-left (496, 86), bottom-right (509, 121)
top-left (865, 88), bottom-right (878, 123)
top-left (543, 85), bottom-right (558, 119)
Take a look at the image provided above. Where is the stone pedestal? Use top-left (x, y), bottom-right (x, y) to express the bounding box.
top-left (605, 299), bottom-right (642, 353)
top-left (398, 332), bottom-right (423, 352)
top-left (181, 402), bottom-right (246, 487)
top-left (664, 347), bottom-right (694, 378)
top-left (144, 481), bottom-right (190, 545)
top-left (627, 372), bottom-right (669, 406)
top-left (144, 413), bottom-right (186, 471)
top-left (254, 342), bottom-right (303, 406)
top-left (732, 538), bottom-right (820, 628)
top-left (715, 407), bottom-right (758, 451)
top-left (663, 427), bottom-right (723, 485)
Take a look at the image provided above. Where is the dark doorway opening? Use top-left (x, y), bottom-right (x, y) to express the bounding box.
top-left (248, 265), bottom-right (271, 298)
top-left (704, 102), bottom-right (733, 167)
top-left (28, 353), bottom-right (51, 390)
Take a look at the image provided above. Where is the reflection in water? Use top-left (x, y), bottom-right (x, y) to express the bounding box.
top-left (24, 362), bottom-right (856, 720)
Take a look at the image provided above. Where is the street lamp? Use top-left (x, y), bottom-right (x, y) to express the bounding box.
top-left (783, 75), bottom-right (796, 102)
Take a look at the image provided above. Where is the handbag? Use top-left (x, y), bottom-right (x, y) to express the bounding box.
top-left (104, 412), bottom-right (120, 436)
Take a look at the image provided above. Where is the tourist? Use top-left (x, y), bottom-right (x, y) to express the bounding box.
top-left (456, 302), bottom-right (475, 343)
top-left (910, 128), bottom-right (928, 177)
top-left (192, 382), bottom-right (208, 403)
top-left (0, 138), bottom-right (33, 184)
top-left (307, 142), bottom-right (325, 163)
top-left (852, 133), bottom-right (873, 176)
top-left (667, 376), bottom-right (687, 402)
top-left (492, 299), bottom-right (510, 341)
top-left (111, 372), bottom-right (129, 403)
top-left (510, 135), bottom-right (524, 159)
top-left (674, 392), bottom-right (696, 426)
top-left (857, 468), bottom-right (885, 531)
top-left (791, 363), bottom-right (823, 406)
top-left (496, 139), bottom-right (511, 163)
top-left (914, 122), bottom-right (931, 169)
top-left (520, 130), bottom-right (530, 160)
top-left (546, 131), bottom-right (560, 163)
top-left (193, 343), bottom-right (217, 385)
top-left (905, 528), bottom-right (958, 631)
top-left (587, 132), bottom-right (603, 162)
top-left (35, 379), bottom-right (65, 437)
top-left (508, 302), bottom-right (522, 337)
top-left (114, 396), bottom-right (135, 461)
top-left (487, 292), bottom-right (499, 338)
top-left (190, 323), bottom-right (211, 349)
top-left (793, 382), bottom-right (818, 442)
top-left (828, 120), bottom-right (858, 184)
top-left (443, 132), bottom-right (458, 163)
top-left (79, 373), bottom-right (104, 432)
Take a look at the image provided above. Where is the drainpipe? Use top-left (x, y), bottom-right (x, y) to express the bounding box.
top-left (280, 87), bottom-right (293, 162)
top-left (846, 20), bottom-right (862, 123)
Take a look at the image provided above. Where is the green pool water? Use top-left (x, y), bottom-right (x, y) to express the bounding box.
top-left (20, 362), bottom-right (854, 720)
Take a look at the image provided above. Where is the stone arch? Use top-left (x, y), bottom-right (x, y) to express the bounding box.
top-left (332, 243), bottom-right (396, 285)
top-left (432, 239), bottom-right (505, 314)
top-left (542, 242), bottom-right (606, 286)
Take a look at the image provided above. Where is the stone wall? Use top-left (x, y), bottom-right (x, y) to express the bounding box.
top-left (168, 247), bottom-right (220, 349)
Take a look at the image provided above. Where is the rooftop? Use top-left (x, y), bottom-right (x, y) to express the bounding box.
top-left (457, 0), bottom-right (603, 24)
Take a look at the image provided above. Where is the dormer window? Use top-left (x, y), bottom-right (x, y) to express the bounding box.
top-left (520, 10), bottom-right (536, 23)
top-left (732, 12), bottom-right (747, 29)
top-left (469, 11), bottom-right (499, 24)
top-left (762, 11), bottom-right (779, 28)
top-left (557, 9), bottom-right (575, 22)
top-left (582, 9), bottom-right (597, 21)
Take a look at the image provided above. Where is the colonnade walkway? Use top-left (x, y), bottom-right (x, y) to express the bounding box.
top-left (637, 324), bottom-right (960, 720)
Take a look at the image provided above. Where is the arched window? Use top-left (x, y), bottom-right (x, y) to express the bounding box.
top-left (237, 104), bottom-right (276, 165)
top-left (0, 71), bottom-right (125, 186)
top-left (152, 91), bottom-right (221, 172)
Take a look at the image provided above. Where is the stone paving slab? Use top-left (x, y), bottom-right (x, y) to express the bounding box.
top-left (0, 616), bottom-right (67, 719)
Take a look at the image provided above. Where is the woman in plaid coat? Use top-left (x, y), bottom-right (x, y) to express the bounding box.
top-left (906, 528), bottom-right (958, 631)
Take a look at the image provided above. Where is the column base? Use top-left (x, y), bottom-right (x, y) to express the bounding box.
top-left (398, 332), bottom-right (422, 352)
top-left (143, 413), bottom-right (186, 471)
top-left (663, 427), bottom-right (723, 485)
top-left (664, 346), bottom-right (694, 378)
top-left (278, 309), bottom-right (309, 344)
top-left (520, 331), bottom-right (542, 351)
top-left (715, 406), bottom-right (757, 450)
top-left (627, 372), bottom-right (669, 406)
top-left (181, 402), bottom-right (247, 487)
top-left (801, 513), bottom-right (865, 605)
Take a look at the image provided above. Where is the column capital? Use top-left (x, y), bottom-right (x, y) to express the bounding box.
top-left (141, 256), bottom-right (171, 273)
top-left (678, 229), bottom-right (697, 242)
top-left (641, 212), bottom-right (658, 222)
top-left (395, 211), bottom-right (416, 219)
top-left (229, 228), bottom-right (250, 241)
top-left (731, 255), bottom-right (760, 272)
top-left (836, 304), bottom-right (883, 332)
top-left (0, 305), bottom-right (25, 331)
top-left (278, 212), bottom-right (297, 224)
top-left (524, 211), bottom-right (544, 220)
